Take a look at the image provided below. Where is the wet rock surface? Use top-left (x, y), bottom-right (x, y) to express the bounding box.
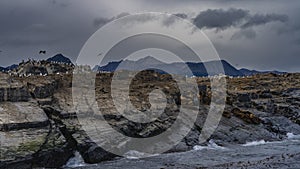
top-left (0, 70), bottom-right (299, 168)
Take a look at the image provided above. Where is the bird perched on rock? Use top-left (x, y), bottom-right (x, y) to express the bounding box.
top-left (39, 50), bottom-right (46, 54)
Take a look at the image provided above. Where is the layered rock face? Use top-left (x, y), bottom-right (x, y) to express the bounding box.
top-left (0, 70), bottom-right (300, 168)
top-left (0, 73), bottom-right (74, 168)
top-left (0, 73), bottom-right (30, 102)
top-left (208, 74), bottom-right (300, 145)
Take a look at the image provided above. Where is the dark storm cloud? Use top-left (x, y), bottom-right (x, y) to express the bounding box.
top-left (0, 0), bottom-right (299, 72)
top-left (193, 8), bottom-right (249, 30)
top-left (192, 8), bottom-right (288, 31)
top-left (242, 13), bottom-right (288, 29)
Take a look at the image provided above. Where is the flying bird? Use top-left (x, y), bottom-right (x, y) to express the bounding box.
top-left (39, 50), bottom-right (46, 54)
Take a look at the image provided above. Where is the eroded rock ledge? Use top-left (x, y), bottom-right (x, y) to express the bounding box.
top-left (0, 72), bottom-right (300, 168)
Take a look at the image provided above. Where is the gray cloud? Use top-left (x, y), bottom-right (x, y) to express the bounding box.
top-left (93, 12), bottom-right (187, 30)
top-left (1, 37), bottom-right (60, 47)
top-left (93, 12), bottom-right (135, 28)
top-left (160, 13), bottom-right (188, 27)
top-left (242, 13), bottom-right (288, 29)
top-left (277, 21), bottom-right (300, 35)
top-left (0, 0), bottom-right (299, 72)
top-left (231, 28), bottom-right (256, 40)
top-left (174, 13), bottom-right (188, 19)
top-left (193, 8), bottom-right (249, 30)
top-left (115, 12), bottom-right (131, 19)
top-left (49, 0), bottom-right (71, 8)
top-left (193, 8), bottom-right (288, 31)
top-left (93, 17), bottom-right (113, 27)
top-left (295, 38), bottom-right (300, 45)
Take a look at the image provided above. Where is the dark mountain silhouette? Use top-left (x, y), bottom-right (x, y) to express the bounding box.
top-left (240, 68), bottom-right (286, 76)
top-left (95, 56), bottom-right (244, 77)
top-left (6, 64), bottom-right (18, 71)
top-left (0, 67), bottom-right (6, 72)
top-left (0, 64), bottom-right (19, 72)
top-left (47, 54), bottom-right (73, 64)
top-left (0, 55), bottom-right (287, 76)
top-left (186, 60), bottom-right (243, 77)
top-left (95, 60), bottom-right (122, 72)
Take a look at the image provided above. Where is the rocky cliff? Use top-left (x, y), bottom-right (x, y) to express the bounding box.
top-left (0, 70), bottom-right (299, 168)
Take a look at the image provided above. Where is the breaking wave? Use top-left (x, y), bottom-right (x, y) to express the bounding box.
top-left (193, 140), bottom-right (227, 151)
top-left (242, 133), bottom-right (300, 147)
top-left (287, 132), bottom-right (300, 139)
top-left (242, 140), bottom-right (267, 147)
top-left (124, 150), bottom-right (159, 159)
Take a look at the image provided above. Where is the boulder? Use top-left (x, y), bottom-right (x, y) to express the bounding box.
top-left (238, 93), bottom-right (251, 103)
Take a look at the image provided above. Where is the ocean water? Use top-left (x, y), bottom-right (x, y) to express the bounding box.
top-left (64, 133), bottom-right (300, 169)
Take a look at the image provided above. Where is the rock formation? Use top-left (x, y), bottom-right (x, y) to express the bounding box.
top-left (0, 65), bottom-right (299, 168)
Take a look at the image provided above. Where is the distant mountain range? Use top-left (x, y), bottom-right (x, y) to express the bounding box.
top-left (0, 64), bottom-right (18, 72)
top-left (0, 67), bottom-right (6, 72)
top-left (239, 68), bottom-right (287, 76)
top-left (94, 56), bottom-right (286, 77)
top-left (1, 54), bottom-right (287, 76)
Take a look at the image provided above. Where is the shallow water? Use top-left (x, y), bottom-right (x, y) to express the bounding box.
top-left (65, 134), bottom-right (300, 169)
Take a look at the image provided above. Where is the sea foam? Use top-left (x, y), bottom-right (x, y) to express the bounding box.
top-left (124, 150), bottom-right (159, 159)
top-left (193, 140), bottom-right (227, 151)
top-left (242, 140), bottom-right (266, 146)
top-left (287, 132), bottom-right (300, 139)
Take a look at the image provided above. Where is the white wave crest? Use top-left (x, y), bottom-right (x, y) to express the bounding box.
top-left (193, 140), bottom-right (227, 151)
top-left (124, 150), bottom-right (159, 159)
top-left (287, 132), bottom-right (300, 139)
top-left (242, 140), bottom-right (266, 147)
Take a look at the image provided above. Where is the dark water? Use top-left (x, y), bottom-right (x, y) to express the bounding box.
top-left (64, 133), bottom-right (300, 169)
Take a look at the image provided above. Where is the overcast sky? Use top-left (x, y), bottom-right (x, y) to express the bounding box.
top-left (0, 0), bottom-right (299, 72)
